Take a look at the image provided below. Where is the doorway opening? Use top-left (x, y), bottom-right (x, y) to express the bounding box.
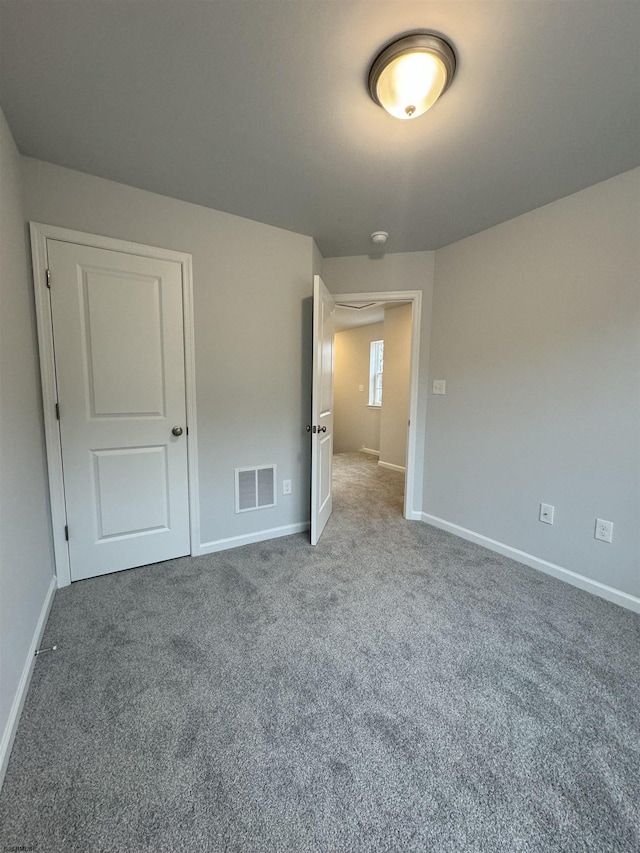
top-left (332, 291), bottom-right (421, 520)
top-left (310, 282), bottom-right (421, 546)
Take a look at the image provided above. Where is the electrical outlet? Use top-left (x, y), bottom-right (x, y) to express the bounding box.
top-left (282, 479), bottom-right (292, 496)
top-left (358, 384), bottom-right (364, 392)
top-left (432, 379), bottom-right (446, 395)
top-left (539, 503), bottom-right (554, 524)
top-left (594, 518), bottom-right (613, 543)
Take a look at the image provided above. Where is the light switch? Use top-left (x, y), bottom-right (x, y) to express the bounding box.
top-left (539, 503), bottom-right (554, 524)
top-left (432, 380), bottom-right (446, 395)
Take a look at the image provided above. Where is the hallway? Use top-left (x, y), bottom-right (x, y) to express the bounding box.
top-left (331, 451), bottom-right (404, 527)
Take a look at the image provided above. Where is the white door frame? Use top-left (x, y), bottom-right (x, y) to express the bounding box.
top-left (30, 222), bottom-right (201, 587)
top-left (332, 290), bottom-right (422, 520)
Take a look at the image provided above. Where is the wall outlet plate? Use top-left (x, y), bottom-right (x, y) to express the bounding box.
top-left (282, 479), bottom-right (292, 495)
top-left (432, 379), bottom-right (446, 395)
top-left (539, 503), bottom-right (554, 524)
top-left (594, 518), bottom-right (613, 543)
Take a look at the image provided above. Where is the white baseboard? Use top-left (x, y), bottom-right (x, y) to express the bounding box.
top-left (200, 521), bottom-right (310, 555)
top-left (0, 574), bottom-right (57, 790)
top-left (378, 460), bottom-right (406, 473)
top-left (421, 513), bottom-right (640, 614)
top-left (360, 447), bottom-right (380, 457)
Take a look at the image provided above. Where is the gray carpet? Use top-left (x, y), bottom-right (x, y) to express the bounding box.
top-left (1, 452), bottom-right (638, 852)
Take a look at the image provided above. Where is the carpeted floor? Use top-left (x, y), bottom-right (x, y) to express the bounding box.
top-left (1, 452), bottom-right (639, 852)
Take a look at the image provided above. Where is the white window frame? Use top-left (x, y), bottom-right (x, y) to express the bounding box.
top-left (369, 339), bottom-right (384, 407)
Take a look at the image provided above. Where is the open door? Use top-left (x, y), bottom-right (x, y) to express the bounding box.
top-left (310, 275), bottom-right (335, 545)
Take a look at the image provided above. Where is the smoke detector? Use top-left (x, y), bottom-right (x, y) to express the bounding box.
top-left (370, 231), bottom-right (389, 246)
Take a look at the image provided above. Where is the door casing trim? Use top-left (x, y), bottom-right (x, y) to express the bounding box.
top-left (30, 222), bottom-right (201, 587)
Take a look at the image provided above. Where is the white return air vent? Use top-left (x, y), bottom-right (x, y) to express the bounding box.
top-left (235, 465), bottom-right (277, 513)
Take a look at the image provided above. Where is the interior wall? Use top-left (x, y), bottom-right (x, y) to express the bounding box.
top-left (0, 109), bottom-right (55, 778)
top-left (426, 168), bottom-right (640, 599)
top-left (321, 252), bottom-right (435, 513)
top-left (379, 304), bottom-right (412, 470)
top-left (312, 241), bottom-right (323, 278)
top-left (20, 157), bottom-right (316, 549)
top-left (333, 322), bottom-right (384, 454)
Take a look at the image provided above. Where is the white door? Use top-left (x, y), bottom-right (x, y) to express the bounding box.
top-left (310, 275), bottom-right (335, 545)
top-left (47, 240), bottom-right (191, 581)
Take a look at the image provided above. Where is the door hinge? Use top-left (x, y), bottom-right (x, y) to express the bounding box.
top-left (46, 269), bottom-right (51, 289)
top-left (55, 403), bottom-right (60, 420)
top-left (64, 525), bottom-right (69, 541)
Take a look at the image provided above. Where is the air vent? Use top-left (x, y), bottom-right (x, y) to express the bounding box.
top-left (235, 465), bottom-right (277, 513)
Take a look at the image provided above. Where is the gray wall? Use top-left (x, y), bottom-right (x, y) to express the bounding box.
top-left (21, 158), bottom-right (316, 547)
top-left (334, 322), bottom-right (384, 454)
top-left (312, 241), bottom-right (323, 278)
top-left (425, 169), bottom-right (640, 598)
top-left (322, 252), bottom-right (435, 513)
top-left (0, 110), bottom-right (55, 771)
top-left (379, 304), bottom-right (412, 469)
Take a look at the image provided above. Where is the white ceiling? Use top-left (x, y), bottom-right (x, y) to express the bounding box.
top-left (1, 1), bottom-right (638, 257)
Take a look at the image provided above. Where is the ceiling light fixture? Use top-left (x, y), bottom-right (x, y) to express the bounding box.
top-left (368, 32), bottom-right (456, 120)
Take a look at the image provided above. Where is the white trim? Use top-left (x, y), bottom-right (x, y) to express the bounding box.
top-left (200, 522), bottom-right (310, 554)
top-left (421, 513), bottom-right (640, 613)
top-left (181, 254), bottom-right (201, 557)
top-left (29, 222), bottom-right (201, 584)
top-left (378, 460), bottom-right (406, 473)
top-left (334, 290), bottom-right (422, 521)
top-left (30, 227), bottom-right (70, 584)
top-left (0, 576), bottom-right (57, 790)
top-left (360, 446), bottom-right (380, 457)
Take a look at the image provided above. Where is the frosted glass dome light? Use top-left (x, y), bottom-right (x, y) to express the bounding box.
top-left (368, 33), bottom-right (456, 120)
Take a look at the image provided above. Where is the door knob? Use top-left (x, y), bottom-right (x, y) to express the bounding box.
top-left (318, 426), bottom-right (327, 433)
top-left (172, 426), bottom-right (183, 436)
